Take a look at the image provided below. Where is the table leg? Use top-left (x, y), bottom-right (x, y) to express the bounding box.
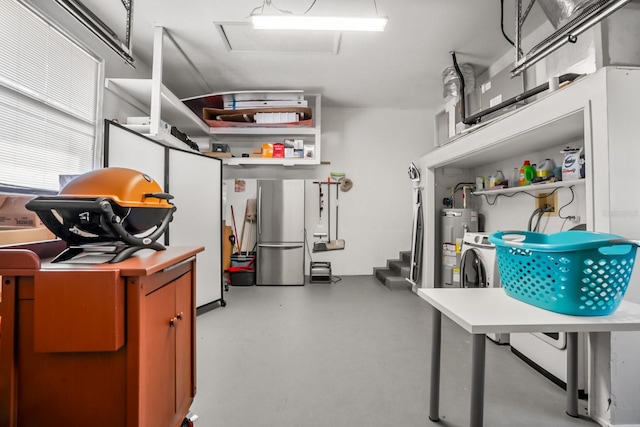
top-left (566, 332), bottom-right (579, 417)
top-left (470, 334), bottom-right (486, 427)
top-left (429, 308), bottom-right (442, 422)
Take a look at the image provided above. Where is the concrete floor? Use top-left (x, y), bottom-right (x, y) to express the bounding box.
top-left (191, 276), bottom-right (597, 427)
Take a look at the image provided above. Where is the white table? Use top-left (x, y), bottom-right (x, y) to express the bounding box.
top-left (418, 288), bottom-right (640, 427)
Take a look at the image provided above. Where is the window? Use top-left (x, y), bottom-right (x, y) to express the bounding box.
top-left (0, 0), bottom-right (102, 193)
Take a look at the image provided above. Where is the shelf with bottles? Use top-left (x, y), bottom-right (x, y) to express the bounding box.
top-left (472, 178), bottom-right (585, 196)
top-left (203, 94), bottom-right (321, 166)
top-left (210, 137), bottom-right (320, 167)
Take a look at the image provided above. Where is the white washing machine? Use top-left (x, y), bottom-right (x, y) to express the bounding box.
top-left (459, 232), bottom-right (508, 344)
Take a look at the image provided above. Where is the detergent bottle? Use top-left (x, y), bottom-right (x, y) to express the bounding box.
top-left (488, 170), bottom-right (505, 189)
top-left (536, 158), bottom-right (555, 179)
top-left (519, 160), bottom-right (535, 186)
top-left (561, 147), bottom-right (585, 180)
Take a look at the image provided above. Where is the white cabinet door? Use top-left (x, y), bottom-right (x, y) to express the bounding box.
top-left (168, 148), bottom-right (222, 306)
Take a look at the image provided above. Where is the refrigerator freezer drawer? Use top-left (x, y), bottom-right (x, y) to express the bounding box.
top-left (256, 243), bottom-right (304, 286)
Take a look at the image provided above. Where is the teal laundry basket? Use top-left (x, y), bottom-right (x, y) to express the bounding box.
top-left (489, 230), bottom-right (640, 316)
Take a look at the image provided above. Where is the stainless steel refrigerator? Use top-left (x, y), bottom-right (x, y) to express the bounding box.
top-left (256, 179), bottom-right (305, 285)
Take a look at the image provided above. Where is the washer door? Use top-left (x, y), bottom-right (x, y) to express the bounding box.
top-left (460, 249), bottom-right (486, 288)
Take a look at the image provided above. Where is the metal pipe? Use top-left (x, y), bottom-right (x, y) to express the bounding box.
top-left (450, 51), bottom-right (466, 126)
top-left (463, 73), bottom-right (580, 125)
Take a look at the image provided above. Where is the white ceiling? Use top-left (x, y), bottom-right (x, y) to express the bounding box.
top-left (83, 0), bottom-right (550, 109)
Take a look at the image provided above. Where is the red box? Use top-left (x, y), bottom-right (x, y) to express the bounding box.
top-left (272, 143), bottom-right (285, 158)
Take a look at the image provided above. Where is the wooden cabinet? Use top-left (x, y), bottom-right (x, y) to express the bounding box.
top-left (139, 271), bottom-right (193, 427)
top-left (0, 245), bottom-right (203, 427)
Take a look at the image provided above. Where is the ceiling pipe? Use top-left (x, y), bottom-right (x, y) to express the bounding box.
top-left (511, 0), bottom-right (631, 76)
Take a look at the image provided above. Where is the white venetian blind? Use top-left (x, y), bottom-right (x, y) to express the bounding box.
top-left (0, 0), bottom-right (100, 192)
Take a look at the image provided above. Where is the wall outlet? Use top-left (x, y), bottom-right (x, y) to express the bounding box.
top-left (535, 192), bottom-right (558, 216)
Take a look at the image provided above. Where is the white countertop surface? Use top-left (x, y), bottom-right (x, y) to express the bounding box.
top-left (418, 288), bottom-right (640, 334)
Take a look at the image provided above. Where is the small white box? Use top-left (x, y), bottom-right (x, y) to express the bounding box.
top-left (303, 144), bottom-right (315, 159)
top-left (126, 116), bottom-right (151, 125)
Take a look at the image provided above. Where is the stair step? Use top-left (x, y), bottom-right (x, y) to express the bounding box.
top-left (387, 259), bottom-right (409, 274)
top-left (384, 275), bottom-right (411, 290)
top-left (399, 264), bottom-right (411, 279)
top-left (400, 251), bottom-right (412, 263)
top-left (373, 267), bottom-right (392, 283)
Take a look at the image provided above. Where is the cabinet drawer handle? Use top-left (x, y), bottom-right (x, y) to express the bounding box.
top-left (177, 312), bottom-right (184, 320)
top-left (169, 317), bottom-right (178, 326)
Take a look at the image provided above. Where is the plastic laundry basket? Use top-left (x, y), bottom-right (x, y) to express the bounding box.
top-left (488, 230), bottom-right (640, 316)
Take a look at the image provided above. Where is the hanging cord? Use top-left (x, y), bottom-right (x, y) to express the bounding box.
top-left (528, 206), bottom-right (553, 232)
top-left (500, 0), bottom-right (516, 47)
top-left (249, 0), bottom-right (318, 17)
top-left (533, 206), bottom-right (554, 232)
top-left (304, 228), bottom-right (314, 264)
top-left (478, 186), bottom-right (562, 206)
top-left (557, 186), bottom-right (576, 219)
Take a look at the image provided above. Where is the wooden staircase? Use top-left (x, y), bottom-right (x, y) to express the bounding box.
top-left (373, 250), bottom-right (412, 290)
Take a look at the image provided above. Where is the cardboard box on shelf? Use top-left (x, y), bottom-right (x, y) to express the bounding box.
top-left (202, 152), bottom-right (233, 158)
top-left (0, 195), bottom-right (42, 228)
top-left (0, 227), bottom-right (55, 246)
top-left (262, 143), bottom-right (274, 158)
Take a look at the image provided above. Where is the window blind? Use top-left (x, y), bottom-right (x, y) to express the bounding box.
top-left (0, 0), bottom-right (100, 192)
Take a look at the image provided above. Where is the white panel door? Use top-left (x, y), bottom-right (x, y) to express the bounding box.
top-left (104, 122), bottom-right (166, 189)
top-left (168, 148), bottom-right (222, 307)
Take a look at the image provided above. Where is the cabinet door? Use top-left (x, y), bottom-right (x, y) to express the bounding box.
top-left (168, 148), bottom-right (222, 307)
top-left (142, 282), bottom-right (176, 427)
top-left (174, 271), bottom-right (194, 414)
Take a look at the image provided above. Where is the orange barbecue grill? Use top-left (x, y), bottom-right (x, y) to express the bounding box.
top-left (26, 167), bottom-right (176, 263)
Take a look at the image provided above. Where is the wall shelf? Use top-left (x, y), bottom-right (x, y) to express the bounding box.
top-left (105, 78), bottom-right (209, 136)
top-left (106, 76), bottom-right (322, 167)
top-left (473, 179), bottom-right (585, 196)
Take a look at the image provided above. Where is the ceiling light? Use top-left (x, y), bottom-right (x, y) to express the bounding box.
top-left (251, 15), bottom-right (388, 32)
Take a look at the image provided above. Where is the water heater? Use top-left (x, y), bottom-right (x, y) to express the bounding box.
top-left (441, 208), bottom-right (478, 287)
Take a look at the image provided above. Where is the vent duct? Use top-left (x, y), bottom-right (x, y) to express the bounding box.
top-left (512, 0), bottom-right (631, 76)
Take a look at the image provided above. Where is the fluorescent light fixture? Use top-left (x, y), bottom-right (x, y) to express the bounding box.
top-left (251, 15), bottom-right (388, 31)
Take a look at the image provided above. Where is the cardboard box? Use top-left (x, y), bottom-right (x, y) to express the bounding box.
top-left (0, 195), bottom-right (42, 228)
top-left (202, 152), bottom-right (233, 158)
top-left (0, 227), bottom-right (55, 246)
top-left (262, 143), bottom-right (273, 158)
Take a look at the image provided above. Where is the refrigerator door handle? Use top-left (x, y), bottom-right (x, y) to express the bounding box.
top-left (258, 243), bottom-right (304, 249)
top-left (258, 185), bottom-right (262, 237)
